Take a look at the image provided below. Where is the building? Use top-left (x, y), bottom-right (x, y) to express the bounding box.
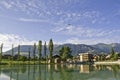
top-left (79, 53), bottom-right (93, 62)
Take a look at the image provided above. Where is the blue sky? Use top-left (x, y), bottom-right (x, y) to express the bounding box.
top-left (0, 0), bottom-right (120, 51)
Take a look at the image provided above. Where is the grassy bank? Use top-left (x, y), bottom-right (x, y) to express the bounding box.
top-left (0, 60), bottom-right (47, 65)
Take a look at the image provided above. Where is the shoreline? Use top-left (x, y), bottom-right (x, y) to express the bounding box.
top-left (94, 61), bottom-right (120, 65)
top-left (0, 61), bottom-right (120, 65)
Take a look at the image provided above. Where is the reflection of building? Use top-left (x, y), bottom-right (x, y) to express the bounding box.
top-left (79, 53), bottom-right (93, 62)
top-left (79, 65), bottom-right (90, 73)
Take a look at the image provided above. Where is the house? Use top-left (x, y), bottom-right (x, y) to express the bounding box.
top-left (2, 54), bottom-right (12, 59)
top-left (79, 53), bottom-right (93, 62)
top-left (118, 57), bottom-right (120, 61)
top-left (48, 54), bottom-right (61, 63)
top-left (53, 54), bottom-right (61, 63)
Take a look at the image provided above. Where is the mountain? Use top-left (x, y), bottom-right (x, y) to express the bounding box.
top-left (4, 43), bottom-right (120, 56)
top-left (92, 43), bottom-right (120, 53)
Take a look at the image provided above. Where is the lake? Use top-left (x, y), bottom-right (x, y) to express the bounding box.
top-left (0, 64), bottom-right (120, 80)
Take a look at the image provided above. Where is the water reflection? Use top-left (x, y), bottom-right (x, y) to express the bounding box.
top-left (0, 64), bottom-right (120, 80)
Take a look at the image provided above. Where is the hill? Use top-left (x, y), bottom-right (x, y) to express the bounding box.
top-left (4, 43), bottom-right (120, 56)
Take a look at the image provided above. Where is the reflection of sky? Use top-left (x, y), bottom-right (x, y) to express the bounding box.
top-left (88, 78), bottom-right (116, 80)
top-left (0, 73), bottom-right (13, 80)
top-left (0, 65), bottom-right (120, 80)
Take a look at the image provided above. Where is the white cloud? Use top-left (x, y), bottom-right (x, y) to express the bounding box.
top-left (19, 18), bottom-right (49, 23)
top-left (1, 1), bottom-right (12, 9)
top-left (52, 25), bottom-right (120, 38)
top-left (65, 37), bottom-right (120, 45)
top-left (0, 34), bottom-right (37, 52)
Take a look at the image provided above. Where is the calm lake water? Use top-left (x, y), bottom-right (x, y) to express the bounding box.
top-left (0, 64), bottom-right (120, 80)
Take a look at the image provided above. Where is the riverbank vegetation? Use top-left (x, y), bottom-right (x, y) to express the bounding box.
top-left (0, 39), bottom-right (120, 65)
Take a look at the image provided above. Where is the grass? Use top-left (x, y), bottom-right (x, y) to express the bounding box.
top-left (0, 60), bottom-right (47, 65)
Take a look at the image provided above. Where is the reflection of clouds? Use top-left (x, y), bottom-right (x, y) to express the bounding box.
top-left (0, 73), bottom-right (14, 80)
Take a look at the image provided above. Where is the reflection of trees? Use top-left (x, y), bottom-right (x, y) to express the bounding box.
top-left (1, 64), bottom-right (120, 80)
top-left (49, 65), bottom-right (53, 80)
top-left (16, 65), bottom-right (19, 80)
top-left (21, 65), bottom-right (27, 73)
top-left (36, 65), bottom-right (41, 80)
top-left (27, 65), bottom-right (30, 80)
top-left (33, 65), bottom-right (36, 80)
top-left (60, 65), bottom-right (73, 80)
top-left (0, 65), bottom-right (1, 75)
top-left (44, 65), bottom-right (47, 80)
top-left (111, 65), bottom-right (120, 79)
top-left (10, 66), bottom-right (13, 80)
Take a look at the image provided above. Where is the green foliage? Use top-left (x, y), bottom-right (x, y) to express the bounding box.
top-left (113, 54), bottom-right (118, 60)
top-left (110, 47), bottom-right (115, 58)
top-left (118, 53), bottom-right (120, 57)
top-left (20, 56), bottom-right (27, 62)
top-left (12, 44), bottom-right (14, 61)
top-left (28, 47), bottom-right (31, 61)
top-left (18, 45), bottom-right (20, 61)
top-left (44, 41), bottom-right (47, 60)
top-left (33, 43), bottom-right (36, 63)
top-left (59, 46), bottom-right (73, 61)
top-left (110, 47), bottom-right (118, 61)
top-left (0, 43), bottom-right (3, 62)
top-left (38, 40), bottom-right (42, 61)
top-left (48, 39), bottom-right (53, 62)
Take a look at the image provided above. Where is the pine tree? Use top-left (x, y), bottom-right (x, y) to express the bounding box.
top-left (38, 40), bottom-right (42, 64)
top-left (48, 39), bottom-right (53, 63)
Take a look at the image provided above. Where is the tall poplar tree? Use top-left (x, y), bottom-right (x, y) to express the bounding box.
top-left (38, 40), bottom-right (42, 64)
top-left (28, 47), bottom-right (31, 64)
top-left (44, 41), bottom-right (47, 61)
top-left (0, 43), bottom-right (3, 63)
top-left (12, 44), bottom-right (14, 61)
top-left (33, 43), bottom-right (36, 64)
top-left (18, 45), bottom-right (20, 61)
top-left (48, 39), bottom-right (53, 63)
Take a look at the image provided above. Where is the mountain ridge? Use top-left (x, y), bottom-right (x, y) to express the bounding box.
top-left (4, 43), bottom-right (120, 56)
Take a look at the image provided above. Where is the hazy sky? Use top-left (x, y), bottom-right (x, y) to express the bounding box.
top-left (0, 0), bottom-right (120, 51)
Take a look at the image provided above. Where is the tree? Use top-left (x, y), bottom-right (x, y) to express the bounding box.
top-left (59, 46), bottom-right (72, 61)
top-left (38, 40), bottom-right (42, 64)
top-left (20, 55), bottom-right (27, 62)
top-left (113, 54), bottom-right (118, 60)
top-left (118, 53), bottom-right (120, 57)
top-left (44, 41), bottom-right (47, 60)
top-left (18, 45), bottom-right (20, 61)
top-left (0, 43), bottom-right (3, 63)
top-left (12, 44), bottom-right (14, 61)
top-left (48, 39), bottom-right (53, 63)
top-left (28, 47), bottom-right (31, 64)
top-left (110, 47), bottom-right (118, 61)
top-left (33, 43), bottom-right (36, 64)
top-left (110, 47), bottom-right (115, 58)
